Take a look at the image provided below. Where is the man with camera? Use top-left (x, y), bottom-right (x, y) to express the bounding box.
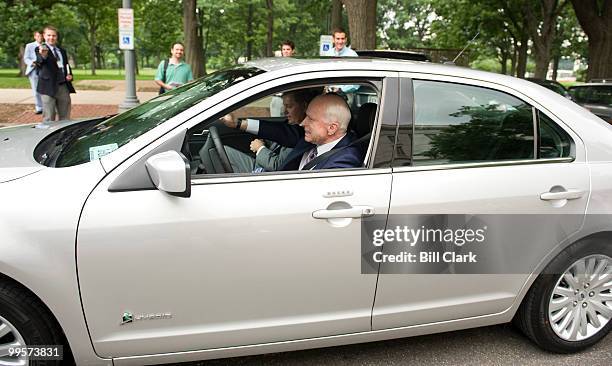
top-left (35, 25), bottom-right (75, 122)
top-left (23, 30), bottom-right (44, 114)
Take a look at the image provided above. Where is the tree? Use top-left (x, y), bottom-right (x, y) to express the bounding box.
top-left (183, 0), bottom-right (205, 78)
top-left (524, 0), bottom-right (568, 79)
top-left (266, 0), bottom-right (274, 57)
top-left (137, 0), bottom-right (182, 68)
top-left (331, 0), bottom-right (343, 31)
top-left (0, 2), bottom-right (44, 75)
top-left (378, 0), bottom-right (435, 49)
top-left (341, 0), bottom-right (377, 50)
top-left (499, 0), bottom-right (530, 78)
top-left (570, 0), bottom-right (612, 80)
top-left (67, 0), bottom-right (115, 75)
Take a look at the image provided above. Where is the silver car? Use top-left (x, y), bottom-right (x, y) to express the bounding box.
top-left (1, 58), bottom-right (611, 365)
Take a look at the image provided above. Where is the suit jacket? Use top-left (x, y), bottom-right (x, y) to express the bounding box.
top-left (258, 121), bottom-right (364, 170)
top-left (24, 41), bottom-right (41, 76)
top-left (35, 45), bottom-right (76, 97)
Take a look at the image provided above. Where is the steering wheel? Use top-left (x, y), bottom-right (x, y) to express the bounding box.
top-left (208, 126), bottom-right (233, 173)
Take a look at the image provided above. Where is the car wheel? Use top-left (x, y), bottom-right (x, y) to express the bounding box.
top-left (514, 239), bottom-right (612, 353)
top-left (0, 281), bottom-right (67, 365)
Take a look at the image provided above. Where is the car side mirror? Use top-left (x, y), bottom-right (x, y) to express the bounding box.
top-left (145, 151), bottom-right (191, 198)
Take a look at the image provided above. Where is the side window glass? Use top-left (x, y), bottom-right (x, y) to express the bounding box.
top-left (412, 80), bottom-right (535, 165)
top-left (538, 112), bottom-right (572, 158)
top-left (186, 83), bottom-right (380, 176)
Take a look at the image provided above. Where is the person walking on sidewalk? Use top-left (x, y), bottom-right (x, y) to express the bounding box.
top-left (154, 42), bottom-right (194, 94)
top-left (23, 30), bottom-right (44, 114)
top-left (35, 25), bottom-right (76, 122)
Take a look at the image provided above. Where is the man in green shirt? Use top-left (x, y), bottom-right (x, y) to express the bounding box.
top-left (154, 42), bottom-right (194, 93)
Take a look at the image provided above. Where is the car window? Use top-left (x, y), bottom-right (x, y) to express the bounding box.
top-left (411, 80), bottom-right (535, 166)
top-left (44, 67), bottom-right (264, 168)
top-left (570, 85), bottom-right (612, 106)
top-left (186, 82), bottom-right (380, 176)
top-left (538, 111), bottom-right (572, 159)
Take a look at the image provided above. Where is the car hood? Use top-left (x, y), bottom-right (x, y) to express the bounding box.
top-left (0, 121), bottom-right (77, 183)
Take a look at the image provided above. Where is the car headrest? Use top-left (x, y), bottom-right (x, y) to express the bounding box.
top-left (354, 103), bottom-right (377, 138)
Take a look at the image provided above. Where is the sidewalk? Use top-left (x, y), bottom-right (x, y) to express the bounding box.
top-left (0, 88), bottom-right (157, 106)
top-left (0, 88), bottom-right (157, 126)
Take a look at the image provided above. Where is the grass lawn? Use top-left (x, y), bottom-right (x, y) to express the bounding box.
top-left (0, 68), bottom-right (156, 88)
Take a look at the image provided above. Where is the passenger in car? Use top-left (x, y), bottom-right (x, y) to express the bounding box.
top-left (223, 89), bottom-right (316, 172)
top-left (226, 93), bottom-right (363, 170)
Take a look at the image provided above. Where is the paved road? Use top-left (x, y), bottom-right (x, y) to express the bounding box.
top-left (172, 324), bottom-right (611, 366)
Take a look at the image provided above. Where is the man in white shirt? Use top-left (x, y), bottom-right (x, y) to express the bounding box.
top-left (23, 30), bottom-right (43, 114)
top-left (324, 27), bottom-right (358, 57)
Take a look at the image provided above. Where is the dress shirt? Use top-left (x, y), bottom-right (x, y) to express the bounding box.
top-left (324, 46), bottom-right (358, 57)
top-left (298, 135), bottom-right (345, 170)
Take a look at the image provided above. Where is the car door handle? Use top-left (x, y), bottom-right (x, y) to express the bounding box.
top-left (312, 205), bottom-right (375, 219)
top-left (540, 189), bottom-right (585, 201)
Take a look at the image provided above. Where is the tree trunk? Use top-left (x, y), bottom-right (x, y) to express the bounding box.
top-left (570, 0), bottom-right (612, 80)
top-left (331, 0), bottom-right (343, 31)
top-left (89, 26), bottom-right (97, 75)
top-left (341, 0), bottom-right (377, 50)
top-left (17, 45), bottom-right (26, 77)
top-left (183, 0), bottom-right (205, 78)
top-left (510, 38), bottom-right (518, 76)
top-left (516, 34), bottom-right (528, 78)
top-left (552, 54), bottom-right (560, 80)
top-left (500, 51), bottom-right (508, 75)
top-left (266, 0), bottom-right (274, 57)
top-left (246, 3), bottom-right (254, 60)
top-left (524, 0), bottom-right (566, 79)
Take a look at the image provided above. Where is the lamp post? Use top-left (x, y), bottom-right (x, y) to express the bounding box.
top-left (119, 0), bottom-right (140, 112)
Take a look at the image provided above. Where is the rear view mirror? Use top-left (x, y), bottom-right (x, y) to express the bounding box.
top-left (145, 151), bottom-right (191, 197)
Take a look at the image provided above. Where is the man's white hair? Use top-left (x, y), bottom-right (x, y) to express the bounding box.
top-left (317, 94), bottom-right (351, 132)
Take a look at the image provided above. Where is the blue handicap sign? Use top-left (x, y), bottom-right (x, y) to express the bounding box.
top-left (323, 44), bottom-right (330, 51)
top-left (122, 36), bottom-right (130, 45)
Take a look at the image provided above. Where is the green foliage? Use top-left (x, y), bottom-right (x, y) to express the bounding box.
top-left (137, 0), bottom-right (183, 65)
top-left (0, 1), bottom-right (44, 67)
top-left (0, 0), bottom-right (595, 78)
top-left (378, 0), bottom-right (435, 49)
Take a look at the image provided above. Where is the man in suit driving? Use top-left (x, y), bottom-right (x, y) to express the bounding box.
top-left (225, 93), bottom-right (363, 171)
top-left (35, 25), bottom-right (76, 122)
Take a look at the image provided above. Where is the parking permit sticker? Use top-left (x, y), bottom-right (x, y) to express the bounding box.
top-left (89, 143), bottom-right (119, 161)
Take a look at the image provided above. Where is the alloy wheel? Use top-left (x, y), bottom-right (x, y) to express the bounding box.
top-left (548, 254), bottom-right (612, 341)
top-left (0, 314), bottom-right (27, 365)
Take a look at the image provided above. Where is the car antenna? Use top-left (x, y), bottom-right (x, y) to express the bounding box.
top-left (448, 31), bottom-right (480, 65)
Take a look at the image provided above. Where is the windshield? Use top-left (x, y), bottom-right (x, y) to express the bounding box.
top-left (49, 67), bottom-right (263, 167)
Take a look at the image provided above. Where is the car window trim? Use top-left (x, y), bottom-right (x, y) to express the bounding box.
top-left (397, 72), bottom-right (585, 160)
top-left (391, 156), bottom-right (575, 174)
top-left (188, 77), bottom-right (392, 179)
top-left (401, 76), bottom-right (579, 168)
top-left (190, 167), bottom-right (393, 186)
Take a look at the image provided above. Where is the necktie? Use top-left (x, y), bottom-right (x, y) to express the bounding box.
top-left (53, 48), bottom-right (60, 61)
top-left (302, 148), bottom-right (317, 169)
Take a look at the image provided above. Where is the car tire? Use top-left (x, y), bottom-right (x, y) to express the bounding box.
top-left (514, 238), bottom-right (612, 353)
top-left (0, 281), bottom-right (69, 365)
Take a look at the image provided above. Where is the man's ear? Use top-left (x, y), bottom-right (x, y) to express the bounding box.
top-left (328, 122), bottom-right (339, 135)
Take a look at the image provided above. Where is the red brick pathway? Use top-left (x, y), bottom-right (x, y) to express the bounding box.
top-left (0, 104), bottom-right (118, 126)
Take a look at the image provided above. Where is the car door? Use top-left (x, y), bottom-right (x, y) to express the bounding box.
top-left (372, 75), bottom-right (589, 330)
top-left (76, 74), bottom-right (398, 358)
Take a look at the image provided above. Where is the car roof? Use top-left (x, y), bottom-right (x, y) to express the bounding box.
top-left (569, 83), bottom-right (612, 88)
top-left (244, 57), bottom-right (534, 87)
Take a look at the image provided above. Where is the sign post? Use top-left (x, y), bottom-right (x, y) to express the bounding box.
top-left (320, 35), bottom-right (333, 56)
top-left (119, 1), bottom-right (139, 112)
